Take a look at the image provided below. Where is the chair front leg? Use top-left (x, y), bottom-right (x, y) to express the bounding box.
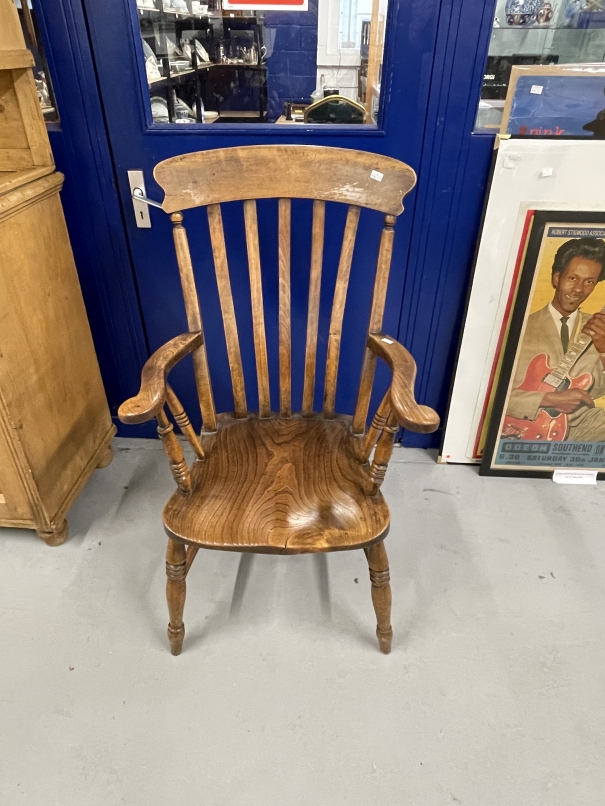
top-left (364, 541), bottom-right (393, 654)
top-left (166, 538), bottom-right (187, 655)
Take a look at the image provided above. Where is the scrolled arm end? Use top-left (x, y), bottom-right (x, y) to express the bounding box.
top-left (118, 394), bottom-right (161, 426)
top-left (367, 332), bottom-right (440, 434)
top-left (118, 332), bottom-right (203, 425)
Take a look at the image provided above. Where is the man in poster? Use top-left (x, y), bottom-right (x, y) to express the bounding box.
top-left (505, 237), bottom-right (605, 441)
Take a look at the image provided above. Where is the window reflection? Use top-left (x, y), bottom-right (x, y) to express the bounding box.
top-left (14, 0), bottom-right (59, 123)
top-left (476, 0), bottom-right (605, 131)
top-left (136, 0), bottom-right (389, 125)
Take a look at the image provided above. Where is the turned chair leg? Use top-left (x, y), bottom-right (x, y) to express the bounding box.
top-left (364, 540), bottom-right (393, 654)
top-left (166, 538), bottom-right (187, 655)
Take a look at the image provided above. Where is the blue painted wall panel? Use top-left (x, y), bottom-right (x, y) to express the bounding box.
top-left (397, 0), bottom-right (497, 448)
top-left (265, 0), bottom-right (318, 121)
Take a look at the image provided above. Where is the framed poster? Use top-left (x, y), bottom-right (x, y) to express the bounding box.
top-left (440, 139), bottom-right (605, 466)
top-left (501, 64), bottom-right (605, 137)
top-left (481, 211), bottom-right (605, 477)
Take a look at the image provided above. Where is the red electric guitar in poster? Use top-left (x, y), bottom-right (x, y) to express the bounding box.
top-left (502, 329), bottom-right (596, 441)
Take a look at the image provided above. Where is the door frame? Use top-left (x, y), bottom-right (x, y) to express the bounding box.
top-left (32, 0), bottom-right (151, 432)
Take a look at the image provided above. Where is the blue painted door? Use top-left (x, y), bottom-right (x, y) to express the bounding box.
top-left (44, 0), bottom-right (499, 443)
top-left (76, 0), bottom-right (455, 433)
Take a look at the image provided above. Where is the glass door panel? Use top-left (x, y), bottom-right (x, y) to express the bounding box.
top-left (476, 0), bottom-right (605, 130)
top-left (134, 0), bottom-right (390, 124)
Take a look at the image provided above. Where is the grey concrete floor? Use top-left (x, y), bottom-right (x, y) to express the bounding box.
top-left (1, 439), bottom-right (605, 805)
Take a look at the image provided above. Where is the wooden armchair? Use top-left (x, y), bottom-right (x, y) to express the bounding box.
top-left (118, 146), bottom-right (439, 655)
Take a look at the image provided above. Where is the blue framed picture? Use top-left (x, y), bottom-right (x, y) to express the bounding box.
top-left (502, 66), bottom-right (605, 137)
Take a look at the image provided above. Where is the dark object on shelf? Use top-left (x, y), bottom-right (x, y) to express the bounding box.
top-left (358, 57), bottom-right (368, 103)
top-left (282, 100), bottom-right (309, 121)
top-left (291, 101), bottom-right (310, 116)
top-left (217, 109), bottom-right (268, 122)
top-left (118, 144), bottom-right (439, 655)
top-left (482, 54), bottom-right (559, 100)
top-left (361, 19), bottom-right (371, 59)
top-left (583, 108), bottom-right (605, 137)
top-left (304, 95), bottom-right (365, 124)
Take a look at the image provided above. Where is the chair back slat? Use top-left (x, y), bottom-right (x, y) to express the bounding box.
top-left (323, 205), bottom-right (361, 419)
top-left (278, 198), bottom-right (292, 418)
top-left (243, 199), bottom-right (271, 418)
top-left (207, 203), bottom-right (248, 417)
top-left (302, 199), bottom-right (325, 416)
top-left (170, 213), bottom-right (217, 431)
top-left (353, 214), bottom-right (396, 434)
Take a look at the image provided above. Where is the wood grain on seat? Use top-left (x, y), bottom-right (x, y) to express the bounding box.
top-left (163, 415), bottom-right (390, 554)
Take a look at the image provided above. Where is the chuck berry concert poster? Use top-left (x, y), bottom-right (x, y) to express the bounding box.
top-left (481, 211), bottom-right (605, 477)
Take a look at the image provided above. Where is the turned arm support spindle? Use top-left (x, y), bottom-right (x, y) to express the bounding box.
top-left (364, 333), bottom-right (439, 493)
top-left (165, 384), bottom-right (205, 460)
top-left (157, 408), bottom-right (192, 495)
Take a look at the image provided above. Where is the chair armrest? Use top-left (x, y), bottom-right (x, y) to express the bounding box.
top-left (118, 332), bottom-right (203, 425)
top-left (367, 332), bottom-right (439, 434)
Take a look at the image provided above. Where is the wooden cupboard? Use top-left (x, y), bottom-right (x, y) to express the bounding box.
top-left (0, 0), bottom-right (115, 545)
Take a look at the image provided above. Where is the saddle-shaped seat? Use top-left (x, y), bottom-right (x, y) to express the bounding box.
top-left (163, 415), bottom-right (390, 553)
